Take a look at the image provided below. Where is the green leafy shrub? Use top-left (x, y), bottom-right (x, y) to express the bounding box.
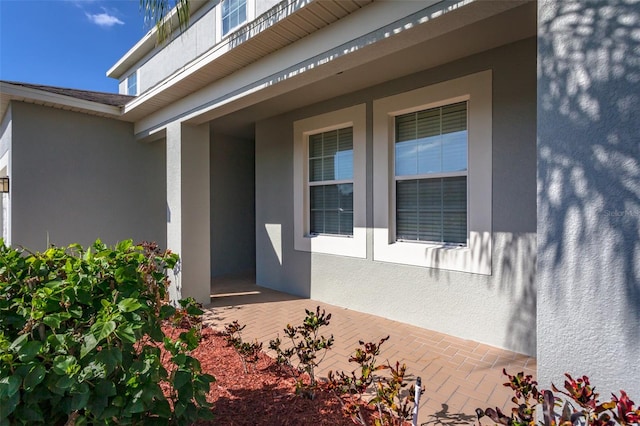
top-left (269, 306), bottom-right (334, 398)
top-left (476, 369), bottom-right (640, 426)
top-left (0, 240), bottom-right (214, 426)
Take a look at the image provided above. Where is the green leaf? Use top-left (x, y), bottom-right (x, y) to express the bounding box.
top-left (80, 333), bottom-right (98, 359)
top-left (18, 341), bottom-right (42, 362)
top-left (43, 312), bottom-right (71, 329)
top-left (0, 391), bottom-right (20, 418)
top-left (124, 400), bottom-right (145, 414)
top-left (0, 376), bottom-right (21, 398)
top-left (55, 375), bottom-right (74, 390)
top-left (76, 288), bottom-right (92, 305)
top-left (52, 355), bottom-right (77, 375)
top-left (70, 383), bottom-right (90, 411)
top-left (23, 364), bottom-right (46, 391)
top-left (115, 325), bottom-right (136, 344)
top-left (117, 298), bottom-right (142, 313)
top-left (154, 399), bottom-right (171, 419)
top-left (173, 370), bottom-right (191, 390)
top-left (93, 320), bottom-right (116, 342)
top-left (95, 379), bottom-right (116, 397)
top-left (159, 305), bottom-right (176, 320)
top-left (95, 347), bottom-right (121, 375)
top-left (9, 334), bottom-right (29, 353)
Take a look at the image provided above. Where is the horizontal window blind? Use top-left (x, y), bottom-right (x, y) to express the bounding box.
top-left (395, 102), bottom-right (468, 245)
top-left (396, 177), bottom-right (467, 244)
top-left (309, 127), bottom-right (354, 236)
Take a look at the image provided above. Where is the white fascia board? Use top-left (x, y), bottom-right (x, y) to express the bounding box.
top-left (133, 0), bottom-right (449, 136)
top-left (0, 82), bottom-right (122, 117)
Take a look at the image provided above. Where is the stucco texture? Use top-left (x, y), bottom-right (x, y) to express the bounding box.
top-left (9, 102), bottom-right (166, 251)
top-left (537, 0), bottom-right (640, 396)
top-left (255, 38), bottom-right (537, 355)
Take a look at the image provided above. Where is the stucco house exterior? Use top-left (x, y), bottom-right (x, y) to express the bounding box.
top-left (1, 0), bottom-right (638, 397)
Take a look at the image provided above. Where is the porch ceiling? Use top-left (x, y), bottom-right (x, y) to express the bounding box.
top-left (207, 1), bottom-right (537, 140)
top-left (121, 0), bottom-right (373, 122)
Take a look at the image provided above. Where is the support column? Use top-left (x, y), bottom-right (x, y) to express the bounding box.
top-left (537, 0), bottom-right (640, 396)
top-left (166, 121), bottom-right (210, 305)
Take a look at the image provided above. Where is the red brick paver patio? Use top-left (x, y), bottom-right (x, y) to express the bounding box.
top-left (204, 275), bottom-right (536, 425)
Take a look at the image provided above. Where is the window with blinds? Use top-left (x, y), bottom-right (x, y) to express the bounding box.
top-left (309, 127), bottom-right (354, 236)
top-left (394, 102), bottom-right (468, 245)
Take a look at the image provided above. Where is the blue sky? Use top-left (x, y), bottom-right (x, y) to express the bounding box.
top-left (0, 0), bottom-right (152, 93)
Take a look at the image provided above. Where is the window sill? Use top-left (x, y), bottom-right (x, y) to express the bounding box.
top-left (373, 230), bottom-right (491, 275)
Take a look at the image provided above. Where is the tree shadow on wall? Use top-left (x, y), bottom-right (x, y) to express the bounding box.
top-left (538, 0), bottom-right (640, 340)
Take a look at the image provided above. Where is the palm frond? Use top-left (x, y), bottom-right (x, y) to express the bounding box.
top-left (140, 0), bottom-right (190, 45)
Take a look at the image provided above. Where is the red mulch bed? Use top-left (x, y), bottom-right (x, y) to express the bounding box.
top-left (164, 325), bottom-right (363, 425)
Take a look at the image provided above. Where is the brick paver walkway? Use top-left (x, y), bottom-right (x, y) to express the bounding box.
top-left (204, 275), bottom-right (536, 425)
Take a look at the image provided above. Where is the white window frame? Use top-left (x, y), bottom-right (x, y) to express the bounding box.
top-left (372, 71), bottom-right (492, 274)
top-left (294, 104), bottom-right (366, 258)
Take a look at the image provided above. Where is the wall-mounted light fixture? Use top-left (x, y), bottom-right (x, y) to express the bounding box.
top-left (0, 177), bottom-right (9, 193)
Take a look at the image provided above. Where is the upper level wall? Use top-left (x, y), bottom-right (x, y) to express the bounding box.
top-left (120, 0), bottom-right (285, 96)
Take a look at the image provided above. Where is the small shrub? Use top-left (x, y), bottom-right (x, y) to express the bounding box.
top-left (328, 336), bottom-right (423, 426)
top-left (224, 320), bottom-right (263, 374)
top-left (269, 306), bottom-right (334, 398)
top-left (0, 240), bottom-right (214, 426)
top-left (476, 370), bottom-right (640, 426)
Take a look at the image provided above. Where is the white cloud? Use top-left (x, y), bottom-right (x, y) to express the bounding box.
top-left (85, 10), bottom-right (124, 28)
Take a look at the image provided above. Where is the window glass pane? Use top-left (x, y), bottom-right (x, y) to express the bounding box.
top-left (338, 183), bottom-right (353, 211)
top-left (311, 211), bottom-right (324, 234)
top-left (441, 131), bottom-right (467, 172)
top-left (324, 211), bottom-right (340, 235)
top-left (309, 134), bottom-right (323, 157)
top-left (396, 114), bottom-right (416, 143)
top-left (335, 127), bottom-right (353, 180)
top-left (309, 159), bottom-right (323, 182)
top-left (339, 212), bottom-right (353, 236)
top-left (310, 186), bottom-right (323, 210)
top-left (222, 16), bottom-right (230, 34)
top-left (417, 135), bottom-right (441, 174)
top-left (396, 180), bottom-right (418, 240)
top-left (418, 179), bottom-right (443, 242)
top-left (324, 184), bottom-right (339, 209)
top-left (396, 177), bottom-right (466, 244)
top-left (322, 157), bottom-right (335, 181)
top-left (334, 151), bottom-right (353, 180)
top-left (416, 108), bottom-right (441, 138)
top-left (127, 73), bottom-right (137, 95)
top-left (395, 102), bottom-right (467, 177)
top-left (307, 127), bottom-right (353, 236)
top-left (395, 140), bottom-right (417, 176)
top-left (238, 2), bottom-right (246, 25)
top-left (308, 127), bottom-right (352, 182)
top-left (309, 184), bottom-right (353, 236)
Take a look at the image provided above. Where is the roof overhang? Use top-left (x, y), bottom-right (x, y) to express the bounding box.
top-left (0, 82), bottom-right (123, 121)
top-left (107, 0), bottom-right (211, 80)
